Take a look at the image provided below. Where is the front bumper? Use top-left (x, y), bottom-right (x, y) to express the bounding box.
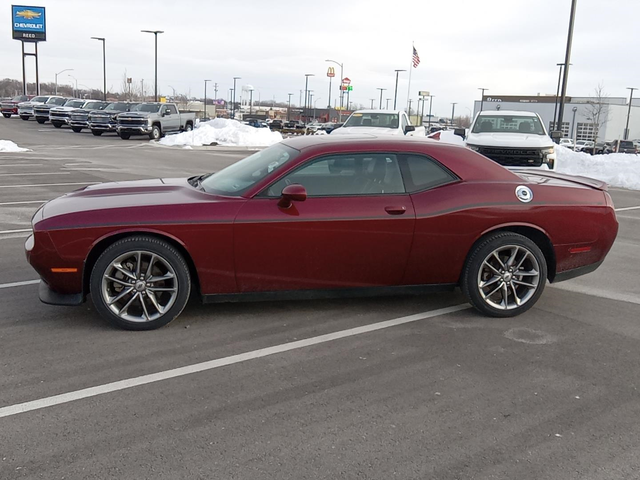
top-left (50, 116), bottom-right (71, 124)
top-left (69, 120), bottom-right (89, 128)
top-left (1, 107), bottom-right (18, 114)
top-left (88, 122), bottom-right (116, 131)
top-left (116, 125), bottom-right (152, 135)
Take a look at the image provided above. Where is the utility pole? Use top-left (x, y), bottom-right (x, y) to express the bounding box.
top-left (556, 0), bottom-right (578, 142)
top-left (552, 63), bottom-right (565, 130)
top-left (304, 73), bottom-right (314, 124)
top-left (232, 76), bottom-right (241, 119)
top-left (141, 30), bottom-right (164, 102)
top-left (214, 83), bottom-right (218, 103)
top-left (624, 87), bottom-right (637, 140)
top-left (451, 102), bottom-right (457, 125)
top-left (377, 88), bottom-right (386, 109)
top-left (287, 93), bottom-right (293, 121)
top-left (91, 37), bottom-right (107, 100)
top-left (204, 79), bottom-right (211, 119)
top-left (393, 69), bottom-right (406, 110)
top-left (478, 87), bottom-right (488, 112)
top-left (370, 98), bottom-right (375, 109)
top-left (385, 98), bottom-right (391, 110)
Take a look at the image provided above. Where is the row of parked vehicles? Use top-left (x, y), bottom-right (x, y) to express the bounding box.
top-left (0, 95), bottom-right (195, 140)
top-left (559, 138), bottom-right (638, 155)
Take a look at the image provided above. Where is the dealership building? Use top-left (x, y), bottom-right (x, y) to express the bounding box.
top-left (473, 95), bottom-right (640, 142)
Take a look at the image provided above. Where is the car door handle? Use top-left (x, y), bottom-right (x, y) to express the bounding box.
top-left (384, 206), bottom-right (407, 215)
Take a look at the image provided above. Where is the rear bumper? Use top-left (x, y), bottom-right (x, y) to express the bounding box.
top-left (552, 260), bottom-right (603, 283)
top-left (39, 280), bottom-right (83, 306)
top-left (1, 107), bottom-right (18, 114)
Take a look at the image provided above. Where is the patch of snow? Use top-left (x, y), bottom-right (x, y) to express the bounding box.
top-left (427, 129), bottom-right (466, 146)
top-left (0, 140), bottom-right (29, 152)
top-left (158, 118), bottom-right (283, 147)
top-left (556, 145), bottom-right (640, 191)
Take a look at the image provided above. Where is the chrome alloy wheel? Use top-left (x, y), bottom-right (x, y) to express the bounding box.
top-left (101, 250), bottom-right (178, 322)
top-left (477, 245), bottom-right (540, 310)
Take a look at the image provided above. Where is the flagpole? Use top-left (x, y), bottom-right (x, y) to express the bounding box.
top-left (406, 41), bottom-right (414, 113)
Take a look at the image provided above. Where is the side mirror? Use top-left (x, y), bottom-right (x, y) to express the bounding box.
top-left (404, 125), bottom-right (415, 134)
top-left (278, 184), bottom-right (307, 209)
top-left (453, 128), bottom-right (466, 140)
top-left (161, 111), bottom-right (166, 117)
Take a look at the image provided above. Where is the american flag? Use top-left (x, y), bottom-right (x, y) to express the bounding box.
top-left (412, 47), bottom-right (420, 68)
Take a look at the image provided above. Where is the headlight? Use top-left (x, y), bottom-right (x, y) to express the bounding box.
top-left (541, 147), bottom-right (555, 155)
top-left (467, 144), bottom-right (480, 152)
top-left (148, 118), bottom-right (153, 126)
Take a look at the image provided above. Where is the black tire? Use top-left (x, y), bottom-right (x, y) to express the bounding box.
top-left (120, 132), bottom-right (131, 140)
top-left (3, 113), bottom-right (11, 118)
top-left (461, 232), bottom-right (547, 317)
top-left (149, 124), bottom-right (162, 140)
top-left (71, 126), bottom-right (82, 133)
top-left (91, 130), bottom-right (103, 136)
top-left (185, 122), bottom-right (193, 132)
top-left (90, 236), bottom-right (191, 330)
top-left (36, 118), bottom-right (45, 124)
top-left (20, 116), bottom-right (29, 121)
top-left (52, 122), bottom-right (62, 128)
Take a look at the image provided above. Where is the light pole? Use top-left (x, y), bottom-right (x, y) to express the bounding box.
top-left (427, 95), bottom-right (434, 131)
top-left (386, 98), bottom-right (391, 110)
top-left (141, 30), bottom-right (164, 102)
top-left (326, 59), bottom-right (344, 121)
top-left (313, 97), bottom-right (322, 121)
top-left (249, 87), bottom-right (254, 116)
top-left (478, 87), bottom-right (488, 112)
top-left (232, 76), bottom-right (241, 119)
top-left (90, 37), bottom-right (106, 100)
top-left (625, 87), bottom-right (637, 140)
top-left (556, 0), bottom-right (578, 143)
top-left (228, 88), bottom-right (233, 117)
top-left (393, 69), bottom-right (406, 110)
top-left (55, 69), bottom-right (73, 95)
top-left (287, 93), bottom-right (293, 121)
top-left (304, 73), bottom-right (314, 124)
top-left (377, 88), bottom-right (386, 109)
top-left (451, 102), bottom-right (457, 126)
top-left (68, 74), bottom-right (78, 98)
top-left (204, 79), bottom-right (211, 120)
top-left (553, 63), bottom-right (565, 131)
top-left (571, 106), bottom-right (578, 139)
top-left (370, 98), bottom-right (375, 109)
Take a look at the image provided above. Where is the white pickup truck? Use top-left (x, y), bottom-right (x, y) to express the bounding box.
top-left (465, 110), bottom-right (556, 170)
top-left (331, 110), bottom-right (425, 137)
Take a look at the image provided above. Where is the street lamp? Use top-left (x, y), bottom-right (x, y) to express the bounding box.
top-left (248, 87), bottom-right (255, 116)
top-left (393, 69), bottom-right (406, 110)
top-left (570, 106), bottom-right (578, 140)
top-left (386, 98), bottom-right (391, 110)
top-left (478, 87), bottom-right (488, 112)
top-left (304, 74), bottom-right (314, 124)
top-left (287, 93), bottom-right (293, 121)
top-left (427, 95), bottom-right (435, 131)
top-left (326, 59), bottom-right (344, 121)
top-left (204, 80), bottom-right (211, 120)
top-left (625, 87), bottom-right (637, 140)
top-left (141, 30), bottom-right (164, 102)
top-left (377, 88), bottom-right (386, 109)
top-left (556, 0), bottom-right (578, 143)
top-left (55, 69), bottom-right (73, 95)
top-left (68, 74), bottom-right (78, 98)
top-left (552, 63), bottom-right (565, 130)
top-left (90, 37), bottom-right (106, 100)
top-left (369, 98), bottom-right (375, 109)
top-left (232, 77), bottom-right (241, 119)
top-left (313, 97), bottom-right (322, 121)
top-left (451, 102), bottom-right (457, 126)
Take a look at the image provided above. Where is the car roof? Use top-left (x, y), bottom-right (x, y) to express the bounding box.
top-left (477, 110), bottom-right (538, 117)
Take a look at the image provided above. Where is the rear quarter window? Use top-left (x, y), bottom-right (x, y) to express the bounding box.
top-left (402, 155), bottom-right (458, 193)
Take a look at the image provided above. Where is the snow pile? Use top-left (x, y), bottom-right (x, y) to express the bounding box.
top-left (427, 129), bottom-right (466, 146)
top-left (556, 146), bottom-right (640, 191)
top-left (0, 140), bottom-right (29, 152)
top-left (158, 118), bottom-right (283, 147)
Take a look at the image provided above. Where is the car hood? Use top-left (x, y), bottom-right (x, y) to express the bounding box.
top-left (19, 100), bottom-right (46, 107)
top-left (330, 126), bottom-right (400, 136)
top-left (466, 132), bottom-right (554, 148)
top-left (50, 106), bottom-right (78, 113)
top-left (118, 112), bottom-right (152, 119)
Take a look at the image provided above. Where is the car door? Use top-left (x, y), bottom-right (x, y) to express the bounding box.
top-left (233, 153), bottom-right (416, 292)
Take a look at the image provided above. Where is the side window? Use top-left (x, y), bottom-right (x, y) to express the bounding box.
top-left (265, 154), bottom-right (405, 197)
top-left (168, 105), bottom-right (178, 115)
top-left (402, 155), bottom-right (458, 193)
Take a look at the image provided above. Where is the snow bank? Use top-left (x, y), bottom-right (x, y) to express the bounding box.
top-left (158, 118), bottom-right (283, 147)
top-left (427, 129), bottom-right (466, 146)
top-left (556, 146), bottom-right (640, 191)
top-left (0, 140), bottom-right (29, 152)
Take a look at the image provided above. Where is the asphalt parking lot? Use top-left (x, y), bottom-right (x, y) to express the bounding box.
top-left (1, 117), bottom-right (640, 480)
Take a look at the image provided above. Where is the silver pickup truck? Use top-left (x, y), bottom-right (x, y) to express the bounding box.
top-left (116, 102), bottom-right (196, 140)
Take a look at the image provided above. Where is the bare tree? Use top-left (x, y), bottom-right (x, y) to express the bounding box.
top-left (586, 83), bottom-right (609, 142)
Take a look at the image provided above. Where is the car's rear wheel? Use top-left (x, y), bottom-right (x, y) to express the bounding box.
top-left (52, 122), bottom-right (62, 128)
top-left (91, 130), bottom-right (103, 136)
top-left (185, 122), bottom-right (193, 132)
top-left (90, 236), bottom-right (191, 330)
top-left (461, 232), bottom-right (547, 317)
top-left (71, 126), bottom-right (82, 133)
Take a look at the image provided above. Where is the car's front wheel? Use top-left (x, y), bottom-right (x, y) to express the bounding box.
top-left (461, 232), bottom-right (547, 317)
top-left (20, 115), bottom-right (29, 121)
top-left (2, 113), bottom-right (10, 118)
top-left (36, 118), bottom-right (45, 124)
top-left (90, 236), bottom-right (191, 330)
top-left (149, 125), bottom-right (162, 140)
top-left (91, 130), bottom-right (103, 136)
top-left (71, 126), bottom-right (82, 133)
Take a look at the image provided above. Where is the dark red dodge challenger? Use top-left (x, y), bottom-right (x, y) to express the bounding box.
top-left (26, 136), bottom-right (618, 330)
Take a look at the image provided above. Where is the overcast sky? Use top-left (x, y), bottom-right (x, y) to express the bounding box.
top-left (2, 0), bottom-right (638, 116)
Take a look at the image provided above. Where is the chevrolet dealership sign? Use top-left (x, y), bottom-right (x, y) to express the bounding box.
top-left (12, 5), bottom-right (46, 42)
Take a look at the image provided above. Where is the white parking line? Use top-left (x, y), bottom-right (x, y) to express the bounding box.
top-left (551, 283), bottom-right (640, 306)
top-left (0, 164), bottom-right (43, 167)
top-left (615, 205), bottom-right (640, 212)
top-left (0, 172), bottom-right (69, 177)
top-left (0, 200), bottom-right (47, 206)
top-left (0, 304), bottom-right (468, 419)
top-left (0, 279), bottom-right (39, 289)
top-left (0, 228), bottom-right (31, 234)
top-left (0, 182), bottom-right (98, 189)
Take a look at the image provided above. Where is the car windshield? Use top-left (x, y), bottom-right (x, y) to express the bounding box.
top-left (132, 104), bottom-right (162, 113)
top-left (472, 115), bottom-right (545, 135)
top-left (200, 143), bottom-right (299, 196)
top-left (104, 103), bottom-right (133, 112)
top-left (64, 100), bottom-right (85, 108)
top-left (47, 97), bottom-right (67, 105)
top-left (343, 112), bottom-right (399, 129)
top-left (12, 95), bottom-right (26, 101)
top-left (31, 96), bottom-right (48, 103)
top-left (83, 102), bottom-right (106, 110)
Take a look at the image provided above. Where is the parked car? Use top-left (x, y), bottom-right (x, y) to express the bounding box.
top-left (559, 138), bottom-right (575, 149)
top-left (593, 142), bottom-right (607, 155)
top-left (1, 95), bottom-right (30, 118)
top-left (244, 118), bottom-right (268, 128)
top-left (34, 97), bottom-right (69, 123)
top-left (331, 110), bottom-right (426, 137)
top-left (26, 136), bottom-right (618, 330)
top-left (465, 111), bottom-right (557, 170)
top-left (116, 103), bottom-right (196, 140)
top-left (67, 101), bottom-right (109, 132)
top-left (269, 119), bottom-right (283, 130)
top-left (574, 140), bottom-right (595, 154)
top-left (604, 140), bottom-right (637, 154)
top-left (17, 95), bottom-right (52, 120)
top-left (87, 102), bottom-right (139, 136)
top-left (49, 99), bottom-right (104, 128)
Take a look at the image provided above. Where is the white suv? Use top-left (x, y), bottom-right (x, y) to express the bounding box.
top-left (465, 111), bottom-right (556, 170)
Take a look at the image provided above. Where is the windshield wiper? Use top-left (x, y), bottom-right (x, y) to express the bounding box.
top-left (188, 173), bottom-right (213, 191)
